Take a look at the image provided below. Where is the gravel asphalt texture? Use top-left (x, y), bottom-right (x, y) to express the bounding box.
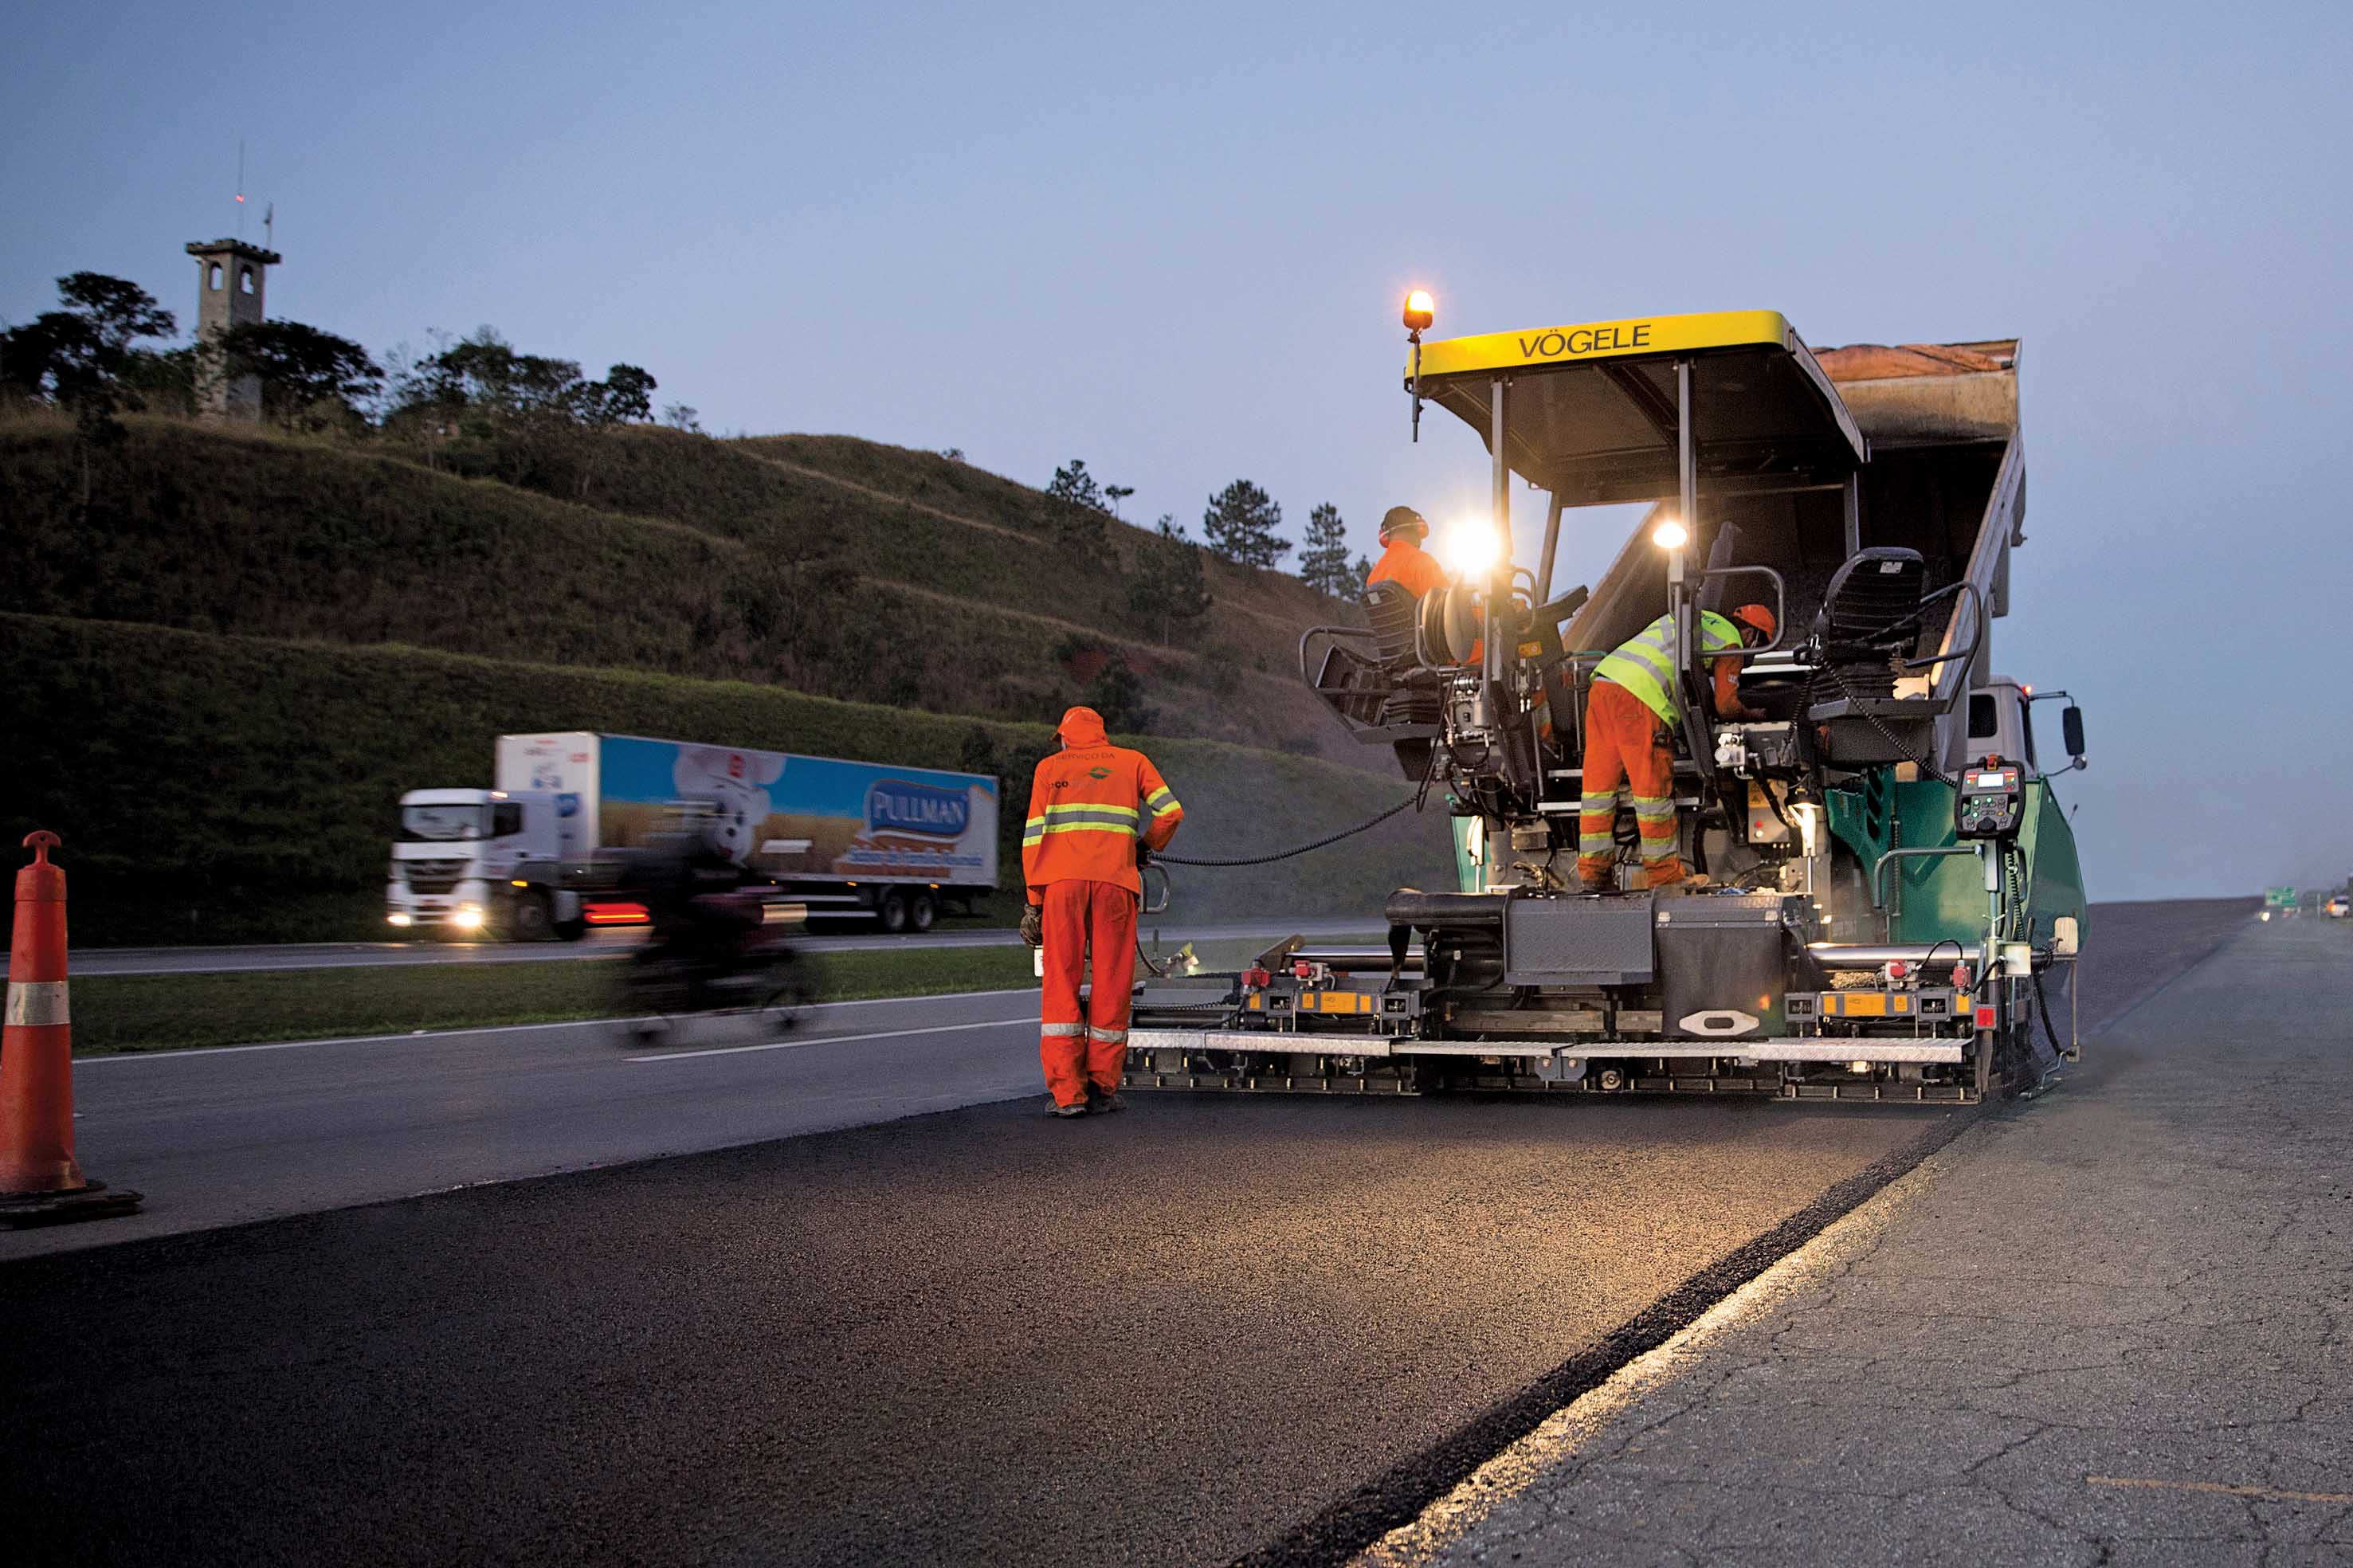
top-left (0, 899), bottom-right (2252, 1566)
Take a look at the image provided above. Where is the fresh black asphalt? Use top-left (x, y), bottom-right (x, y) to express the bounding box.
top-left (0, 899), bottom-right (2251, 1566)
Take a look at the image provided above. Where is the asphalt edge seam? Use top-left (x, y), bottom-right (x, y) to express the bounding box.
top-left (1226, 1105), bottom-right (1984, 1567)
top-left (1351, 1127), bottom-right (1973, 1564)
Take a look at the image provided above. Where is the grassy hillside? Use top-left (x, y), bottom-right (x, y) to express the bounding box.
top-left (0, 416), bottom-right (1359, 755)
top-left (1, 614), bottom-right (1449, 947)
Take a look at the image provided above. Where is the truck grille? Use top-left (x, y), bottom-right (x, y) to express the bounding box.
top-left (402, 859), bottom-right (471, 895)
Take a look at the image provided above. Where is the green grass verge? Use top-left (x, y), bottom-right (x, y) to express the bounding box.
top-left (66, 931), bottom-right (1389, 1056)
top-left (71, 947), bottom-right (1041, 1056)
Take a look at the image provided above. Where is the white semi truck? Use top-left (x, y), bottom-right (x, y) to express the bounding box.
top-left (386, 731), bottom-right (1000, 941)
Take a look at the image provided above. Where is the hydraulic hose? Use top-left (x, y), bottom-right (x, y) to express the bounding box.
top-left (1151, 794), bottom-right (1422, 868)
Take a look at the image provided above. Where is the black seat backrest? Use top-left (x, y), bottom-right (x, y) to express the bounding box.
top-left (1363, 580), bottom-right (1422, 671)
top-left (1814, 547), bottom-right (1926, 657)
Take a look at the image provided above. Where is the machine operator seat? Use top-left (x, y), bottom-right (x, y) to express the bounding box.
top-left (1365, 578), bottom-right (1443, 782)
top-left (1363, 580), bottom-right (1422, 670)
top-left (1811, 546), bottom-right (1927, 702)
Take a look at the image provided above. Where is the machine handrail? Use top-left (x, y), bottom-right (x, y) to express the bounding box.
top-left (1696, 564), bottom-right (1790, 657)
top-left (1900, 581), bottom-right (1985, 676)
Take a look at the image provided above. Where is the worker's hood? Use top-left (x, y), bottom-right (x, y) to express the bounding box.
top-left (1057, 706), bottom-right (1108, 748)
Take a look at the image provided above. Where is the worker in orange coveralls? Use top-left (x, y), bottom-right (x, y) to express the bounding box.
top-left (1576, 604), bottom-right (1776, 894)
top-left (1018, 706), bottom-right (1185, 1117)
top-left (1363, 505), bottom-right (1449, 599)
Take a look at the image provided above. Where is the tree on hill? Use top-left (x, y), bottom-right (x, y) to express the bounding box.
top-left (1083, 658), bottom-right (1156, 735)
top-left (1045, 458), bottom-right (1107, 511)
top-left (219, 320), bottom-right (383, 432)
top-left (1202, 479), bottom-right (1289, 568)
top-left (402, 331), bottom-right (586, 422)
top-left (581, 363), bottom-right (657, 425)
top-left (1296, 501), bottom-right (1356, 599)
top-left (1, 272), bottom-right (178, 408)
top-left (1125, 515), bottom-right (1214, 645)
top-left (1045, 457), bottom-right (1121, 567)
top-left (389, 329), bottom-right (662, 492)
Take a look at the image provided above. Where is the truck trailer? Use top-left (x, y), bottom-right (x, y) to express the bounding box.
top-left (1125, 306), bottom-right (2089, 1103)
top-left (386, 732), bottom-right (999, 940)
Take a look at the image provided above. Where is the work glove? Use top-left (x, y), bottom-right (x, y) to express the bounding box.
top-left (1019, 904), bottom-right (1044, 947)
top-left (1135, 845), bottom-right (1155, 869)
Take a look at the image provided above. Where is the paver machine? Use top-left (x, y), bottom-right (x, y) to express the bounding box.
top-left (1127, 305), bottom-right (2089, 1103)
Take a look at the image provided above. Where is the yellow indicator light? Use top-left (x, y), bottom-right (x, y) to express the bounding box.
top-left (511, 879), bottom-right (529, 888)
top-left (1403, 289), bottom-right (1434, 331)
top-left (1652, 518), bottom-right (1689, 551)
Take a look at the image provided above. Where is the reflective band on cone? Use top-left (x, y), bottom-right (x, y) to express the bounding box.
top-left (5, 980), bottom-right (68, 1027)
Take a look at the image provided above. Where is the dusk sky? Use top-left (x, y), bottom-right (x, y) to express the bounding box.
top-left (7, 1), bottom-right (2347, 901)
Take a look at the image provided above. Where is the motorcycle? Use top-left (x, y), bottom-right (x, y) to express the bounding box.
top-left (618, 891), bottom-right (813, 1041)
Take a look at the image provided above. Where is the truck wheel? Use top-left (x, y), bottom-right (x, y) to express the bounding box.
top-left (553, 916), bottom-right (588, 943)
top-left (508, 892), bottom-right (554, 942)
top-left (878, 891), bottom-right (910, 935)
top-left (909, 890), bottom-right (937, 933)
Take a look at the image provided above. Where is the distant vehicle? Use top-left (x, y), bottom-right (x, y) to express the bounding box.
top-left (387, 732), bottom-right (998, 940)
top-left (2328, 895), bottom-right (2350, 919)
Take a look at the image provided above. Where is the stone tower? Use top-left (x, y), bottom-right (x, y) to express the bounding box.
top-left (184, 237), bottom-right (280, 420)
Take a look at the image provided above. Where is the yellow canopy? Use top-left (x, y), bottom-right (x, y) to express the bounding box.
top-left (1407, 310), bottom-right (1866, 505)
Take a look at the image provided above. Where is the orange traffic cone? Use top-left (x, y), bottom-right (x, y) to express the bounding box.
top-left (0, 832), bottom-right (139, 1225)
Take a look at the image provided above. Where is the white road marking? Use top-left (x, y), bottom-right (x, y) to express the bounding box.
top-left (626, 1017), bottom-right (1036, 1062)
top-left (75, 989), bottom-right (1041, 1064)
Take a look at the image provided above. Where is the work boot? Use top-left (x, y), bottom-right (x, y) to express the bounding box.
top-left (1088, 1089), bottom-right (1126, 1115)
top-left (1046, 1100), bottom-right (1088, 1119)
top-left (1578, 874), bottom-right (1614, 896)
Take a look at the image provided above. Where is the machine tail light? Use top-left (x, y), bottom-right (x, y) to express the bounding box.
top-left (585, 901), bottom-right (650, 927)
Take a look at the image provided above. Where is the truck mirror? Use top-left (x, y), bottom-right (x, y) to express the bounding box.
top-left (2061, 704), bottom-right (2086, 765)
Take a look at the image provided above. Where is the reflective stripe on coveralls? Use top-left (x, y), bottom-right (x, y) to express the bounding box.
top-left (1577, 677), bottom-right (1688, 888)
top-left (1590, 611), bottom-right (1741, 728)
top-left (1037, 879), bottom-right (1140, 1107)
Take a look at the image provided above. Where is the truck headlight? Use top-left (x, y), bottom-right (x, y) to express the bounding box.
top-left (452, 905), bottom-right (485, 931)
top-left (387, 911), bottom-right (414, 928)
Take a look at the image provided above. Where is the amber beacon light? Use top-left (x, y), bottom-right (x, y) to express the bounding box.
top-left (1405, 288), bottom-right (1436, 440)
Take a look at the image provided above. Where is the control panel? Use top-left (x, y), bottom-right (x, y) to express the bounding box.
top-left (1954, 755), bottom-right (2025, 841)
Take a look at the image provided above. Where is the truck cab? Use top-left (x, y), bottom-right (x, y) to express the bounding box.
top-left (385, 789), bottom-right (586, 940)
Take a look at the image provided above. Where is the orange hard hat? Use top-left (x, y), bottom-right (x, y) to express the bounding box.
top-left (1732, 603), bottom-right (1778, 641)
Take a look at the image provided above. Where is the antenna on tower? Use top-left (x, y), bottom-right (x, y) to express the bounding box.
top-left (265, 202), bottom-right (275, 251)
top-left (236, 140), bottom-right (246, 235)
